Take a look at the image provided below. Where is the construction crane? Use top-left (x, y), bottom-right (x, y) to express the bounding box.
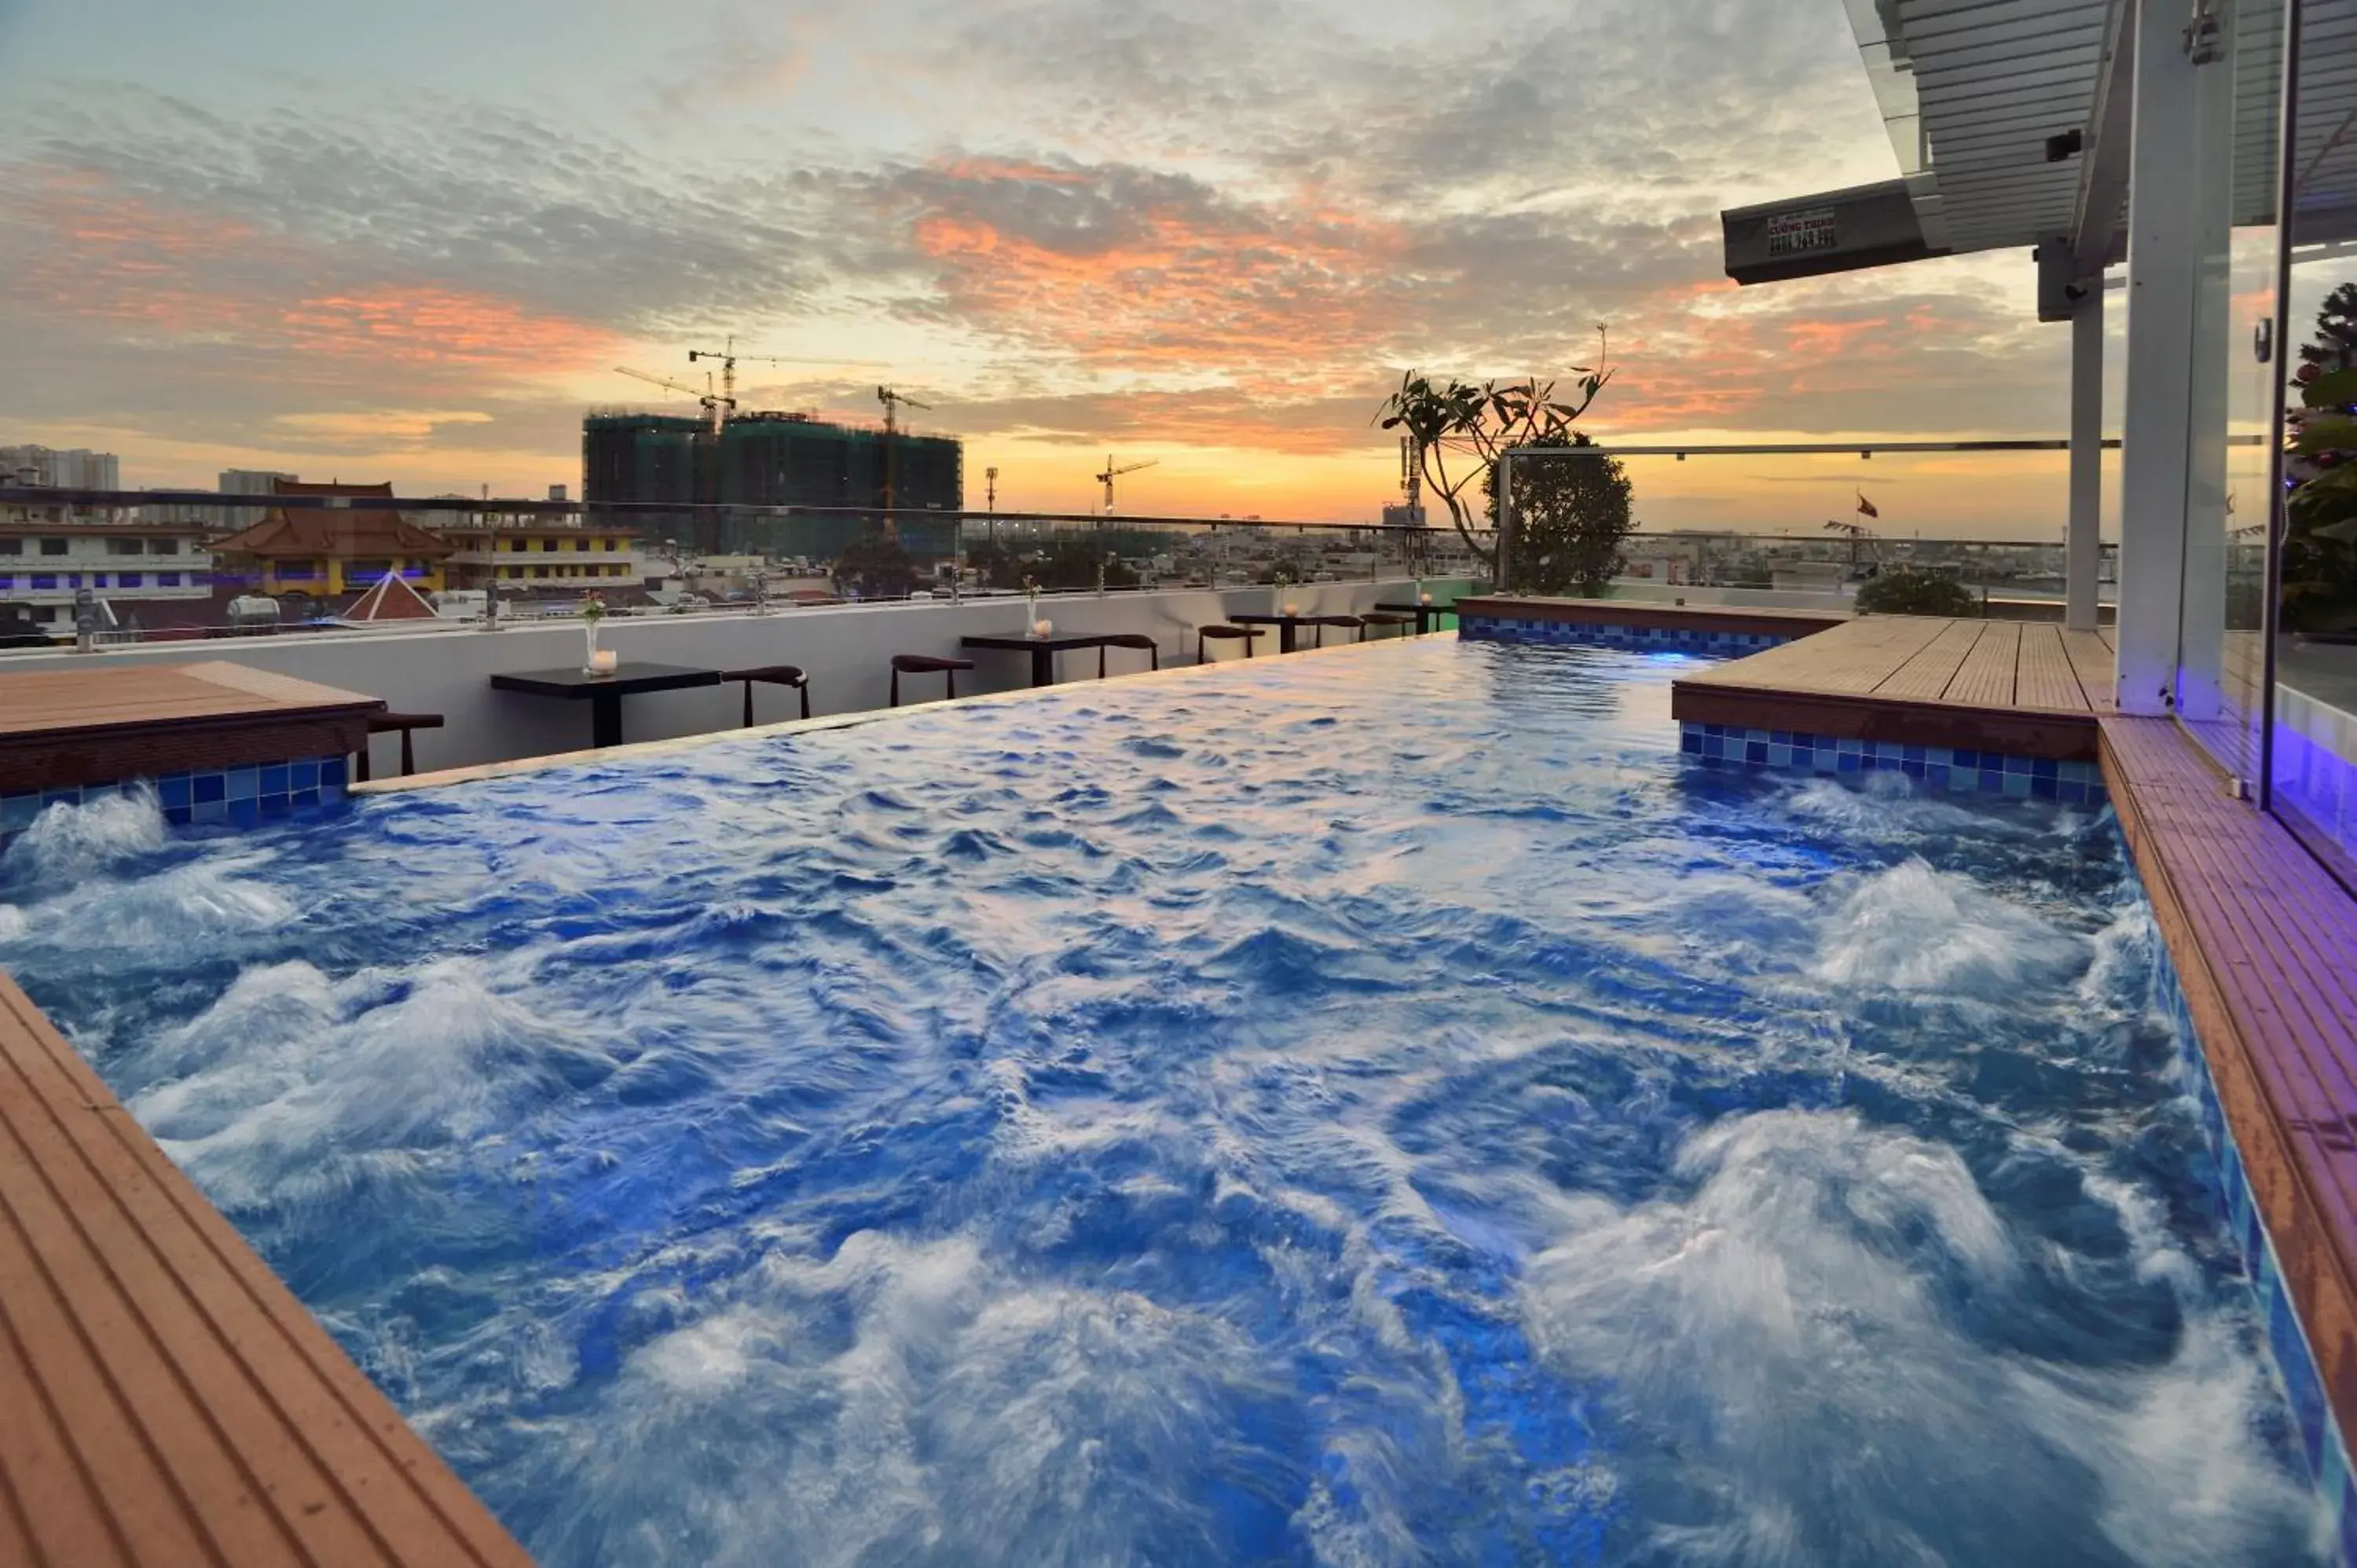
top-left (1823, 518), bottom-right (1880, 570)
top-left (1095, 455), bottom-right (1158, 514)
top-left (614, 365), bottom-right (735, 435)
top-left (877, 385), bottom-right (932, 436)
top-left (688, 335), bottom-right (881, 416)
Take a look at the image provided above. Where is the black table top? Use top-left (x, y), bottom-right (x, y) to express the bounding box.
top-left (1375, 601), bottom-right (1456, 612)
top-left (1230, 612), bottom-right (1314, 624)
top-left (961, 633), bottom-right (1114, 652)
top-left (489, 663), bottom-right (723, 699)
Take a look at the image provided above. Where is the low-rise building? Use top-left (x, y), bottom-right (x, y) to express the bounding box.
top-left (208, 480), bottom-right (455, 597)
top-left (0, 519), bottom-right (214, 632)
top-left (436, 510), bottom-right (646, 595)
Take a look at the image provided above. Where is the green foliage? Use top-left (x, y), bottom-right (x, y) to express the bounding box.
top-left (832, 529), bottom-right (917, 599)
top-left (1855, 569), bottom-right (1978, 617)
top-left (2286, 302), bottom-right (2357, 633)
top-left (966, 537), bottom-right (1138, 592)
top-left (1478, 431), bottom-right (1634, 595)
top-left (1375, 345), bottom-right (1614, 571)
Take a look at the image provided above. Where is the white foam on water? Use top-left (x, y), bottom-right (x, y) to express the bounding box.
top-left (508, 1230), bottom-right (1285, 1568)
top-left (141, 954), bottom-right (618, 1211)
top-left (1812, 856), bottom-right (2083, 994)
top-left (0, 784), bottom-right (167, 881)
top-left (1519, 1109), bottom-right (2327, 1566)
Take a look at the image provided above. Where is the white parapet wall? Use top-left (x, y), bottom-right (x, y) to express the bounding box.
top-left (0, 581), bottom-right (1471, 778)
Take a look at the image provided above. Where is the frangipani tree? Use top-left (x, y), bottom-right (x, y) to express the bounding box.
top-left (1376, 356), bottom-right (1613, 572)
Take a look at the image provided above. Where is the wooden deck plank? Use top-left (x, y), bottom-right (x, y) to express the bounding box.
top-left (2060, 629), bottom-right (2116, 709)
top-left (1691, 614), bottom-right (1950, 694)
top-left (1943, 621), bottom-right (2022, 708)
top-left (0, 663), bottom-right (379, 740)
top-left (2014, 625), bottom-right (2088, 711)
top-left (0, 976), bottom-right (533, 1567)
top-left (2102, 716), bottom-right (2357, 1439)
top-left (1871, 621), bottom-right (1987, 701)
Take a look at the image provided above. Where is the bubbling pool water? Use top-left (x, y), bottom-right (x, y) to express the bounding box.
top-left (0, 640), bottom-right (2330, 1566)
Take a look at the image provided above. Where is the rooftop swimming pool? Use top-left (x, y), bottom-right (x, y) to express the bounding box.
top-left (0, 638), bottom-right (2332, 1566)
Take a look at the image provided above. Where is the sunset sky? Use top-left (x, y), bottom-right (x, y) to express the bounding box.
top-left (0, 0), bottom-right (2103, 535)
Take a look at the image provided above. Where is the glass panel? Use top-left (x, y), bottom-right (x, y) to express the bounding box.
top-left (2180, 0), bottom-right (2285, 779)
top-left (2275, 0), bottom-right (2357, 877)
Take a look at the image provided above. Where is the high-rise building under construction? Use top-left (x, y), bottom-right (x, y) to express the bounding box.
top-left (583, 410), bottom-right (962, 555)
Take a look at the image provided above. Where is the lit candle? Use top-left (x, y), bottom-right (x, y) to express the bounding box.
top-left (589, 649), bottom-right (618, 675)
top-left (1282, 602), bottom-right (1298, 617)
top-left (1420, 592), bottom-right (1432, 605)
top-left (1033, 618), bottom-right (1054, 638)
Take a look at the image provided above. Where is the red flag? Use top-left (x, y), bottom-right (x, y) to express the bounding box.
top-left (1857, 493), bottom-right (1879, 519)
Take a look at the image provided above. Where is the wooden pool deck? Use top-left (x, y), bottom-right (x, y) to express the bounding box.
top-left (0, 661), bottom-right (382, 796)
top-left (1672, 616), bottom-right (2115, 760)
top-left (0, 974), bottom-right (532, 1566)
top-left (2104, 715), bottom-right (2357, 1442)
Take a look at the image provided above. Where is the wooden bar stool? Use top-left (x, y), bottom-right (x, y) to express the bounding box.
top-left (1197, 625), bottom-right (1266, 664)
top-left (1356, 612), bottom-right (1414, 641)
top-left (355, 711), bottom-right (443, 782)
top-left (721, 664), bottom-right (811, 725)
top-left (1096, 634), bottom-right (1160, 677)
top-left (889, 654), bottom-right (974, 706)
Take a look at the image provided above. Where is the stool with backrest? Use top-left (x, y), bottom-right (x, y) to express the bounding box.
top-left (355, 712), bottom-right (445, 782)
top-left (1356, 611), bottom-right (1414, 641)
top-left (889, 654), bottom-right (975, 707)
top-left (721, 665), bottom-right (811, 726)
top-left (1197, 625), bottom-right (1266, 664)
top-left (1096, 634), bottom-right (1160, 677)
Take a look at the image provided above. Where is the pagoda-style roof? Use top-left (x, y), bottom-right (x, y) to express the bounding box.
top-left (211, 480), bottom-right (454, 560)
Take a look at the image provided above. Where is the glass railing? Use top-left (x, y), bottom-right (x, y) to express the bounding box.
top-left (0, 486), bottom-right (1496, 648)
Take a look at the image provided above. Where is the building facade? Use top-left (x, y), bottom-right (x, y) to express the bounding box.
top-left (208, 480), bottom-right (454, 598)
top-left (583, 410), bottom-right (964, 554)
top-left (434, 512), bottom-right (647, 594)
top-left (0, 521), bottom-right (214, 633)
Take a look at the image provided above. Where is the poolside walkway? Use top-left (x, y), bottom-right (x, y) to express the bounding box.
top-left (0, 973), bottom-right (531, 1567)
top-left (1673, 617), bottom-right (2115, 760)
top-left (2103, 716), bottom-right (2357, 1445)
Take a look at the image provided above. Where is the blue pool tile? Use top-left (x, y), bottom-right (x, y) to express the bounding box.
top-left (1680, 731), bottom-right (1702, 755)
top-left (2031, 775), bottom-right (2058, 800)
top-left (0, 794), bottom-right (39, 833)
top-left (260, 764), bottom-right (289, 796)
top-left (157, 773), bottom-right (192, 810)
top-left (2033, 757), bottom-right (2059, 780)
top-left (1927, 765), bottom-right (1950, 791)
top-left (227, 766), bottom-right (260, 801)
top-left (227, 798), bottom-right (262, 829)
top-left (163, 804), bottom-right (192, 826)
top-left (42, 787), bottom-right (81, 809)
top-left (1901, 760), bottom-right (1926, 779)
top-left (292, 788), bottom-right (321, 809)
top-left (259, 793), bottom-right (292, 819)
top-left (1952, 749), bottom-right (1979, 770)
top-left (190, 797), bottom-right (229, 825)
top-left (1745, 741), bottom-right (1769, 764)
top-left (291, 760), bottom-right (319, 790)
top-left (192, 773), bottom-right (226, 804)
top-left (1978, 768), bottom-right (2004, 793)
top-left (1837, 753), bottom-right (1860, 773)
top-left (2058, 780), bottom-right (2086, 805)
top-left (321, 757), bottom-right (348, 788)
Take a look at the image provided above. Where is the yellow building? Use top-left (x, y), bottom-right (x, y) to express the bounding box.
top-left (436, 515), bottom-right (643, 592)
top-left (209, 481), bottom-right (454, 598)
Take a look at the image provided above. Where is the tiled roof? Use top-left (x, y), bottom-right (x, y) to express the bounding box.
top-left (211, 480), bottom-right (454, 560)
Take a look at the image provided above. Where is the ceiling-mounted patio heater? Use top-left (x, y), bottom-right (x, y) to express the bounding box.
top-left (1721, 179), bottom-right (1946, 285)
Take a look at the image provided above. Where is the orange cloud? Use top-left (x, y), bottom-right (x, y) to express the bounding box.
top-left (6, 164), bottom-right (621, 387)
top-left (907, 163), bottom-right (1413, 392)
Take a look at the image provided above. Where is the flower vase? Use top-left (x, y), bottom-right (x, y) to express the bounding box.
top-left (582, 619), bottom-right (601, 673)
top-left (1026, 595), bottom-right (1040, 635)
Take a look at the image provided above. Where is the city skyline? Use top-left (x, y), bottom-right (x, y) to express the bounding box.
top-left (2, 0), bottom-right (2094, 534)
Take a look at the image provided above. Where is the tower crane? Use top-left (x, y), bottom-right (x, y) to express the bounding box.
top-left (1823, 518), bottom-right (1881, 570)
top-left (877, 385), bottom-right (932, 436)
top-left (614, 365), bottom-right (735, 435)
top-left (1094, 455), bottom-right (1157, 514)
top-left (688, 335), bottom-right (882, 416)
